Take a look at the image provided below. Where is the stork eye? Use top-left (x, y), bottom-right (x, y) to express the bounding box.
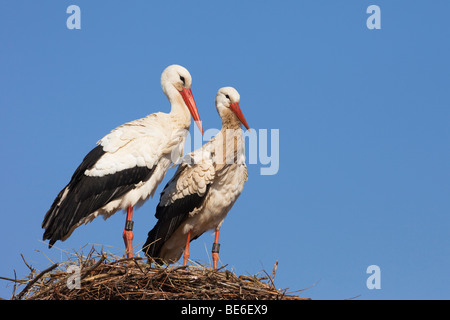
top-left (225, 94), bottom-right (230, 100)
top-left (180, 76), bottom-right (185, 85)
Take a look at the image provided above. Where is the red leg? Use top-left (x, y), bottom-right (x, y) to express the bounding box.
top-left (183, 231), bottom-right (191, 266)
top-left (212, 228), bottom-right (220, 270)
top-left (122, 206), bottom-right (134, 259)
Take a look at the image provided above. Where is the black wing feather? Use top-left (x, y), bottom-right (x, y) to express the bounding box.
top-left (42, 145), bottom-right (105, 230)
top-left (143, 184), bottom-right (210, 262)
top-left (42, 145), bottom-right (154, 247)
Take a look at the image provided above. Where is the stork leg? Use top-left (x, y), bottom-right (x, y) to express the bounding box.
top-left (122, 206), bottom-right (134, 259)
top-left (212, 228), bottom-right (221, 270)
top-left (183, 231), bottom-right (191, 266)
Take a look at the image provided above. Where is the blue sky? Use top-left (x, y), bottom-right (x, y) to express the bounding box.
top-left (1, 1), bottom-right (449, 300)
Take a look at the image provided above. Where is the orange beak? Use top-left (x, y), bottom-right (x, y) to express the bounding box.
top-left (230, 102), bottom-right (250, 130)
top-left (180, 88), bottom-right (203, 135)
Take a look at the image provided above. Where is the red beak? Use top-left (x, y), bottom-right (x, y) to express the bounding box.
top-left (180, 88), bottom-right (203, 135)
top-left (230, 102), bottom-right (250, 130)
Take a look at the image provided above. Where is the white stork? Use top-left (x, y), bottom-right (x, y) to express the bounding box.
top-left (143, 87), bottom-right (249, 269)
top-left (42, 64), bottom-right (203, 258)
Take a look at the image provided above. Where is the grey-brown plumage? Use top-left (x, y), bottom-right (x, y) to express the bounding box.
top-left (143, 87), bottom-right (249, 265)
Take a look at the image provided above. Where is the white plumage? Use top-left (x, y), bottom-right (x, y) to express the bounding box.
top-left (42, 65), bottom-right (202, 258)
top-left (83, 113), bottom-right (188, 215)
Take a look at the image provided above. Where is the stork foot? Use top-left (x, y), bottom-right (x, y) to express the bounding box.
top-left (212, 243), bottom-right (220, 270)
top-left (183, 231), bottom-right (191, 266)
top-left (123, 229), bottom-right (134, 259)
top-left (212, 228), bottom-right (221, 270)
top-left (123, 206), bottom-right (134, 259)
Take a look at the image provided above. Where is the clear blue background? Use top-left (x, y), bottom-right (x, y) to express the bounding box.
top-left (1, 1), bottom-right (449, 300)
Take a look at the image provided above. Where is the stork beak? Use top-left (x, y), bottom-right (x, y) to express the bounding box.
top-left (230, 102), bottom-right (250, 131)
top-left (180, 88), bottom-right (203, 135)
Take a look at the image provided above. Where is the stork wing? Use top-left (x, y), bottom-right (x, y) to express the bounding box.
top-left (88, 113), bottom-right (175, 176)
top-left (42, 113), bottom-right (177, 247)
top-left (143, 146), bottom-right (216, 258)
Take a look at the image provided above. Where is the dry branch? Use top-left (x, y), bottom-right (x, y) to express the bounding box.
top-left (14, 263), bottom-right (59, 300)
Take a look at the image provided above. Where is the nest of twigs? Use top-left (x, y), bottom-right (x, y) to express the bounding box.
top-left (2, 247), bottom-right (305, 300)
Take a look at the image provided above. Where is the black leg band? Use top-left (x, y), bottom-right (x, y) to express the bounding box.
top-left (212, 243), bottom-right (220, 253)
top-left (125, 220), bottom-right (134, 231)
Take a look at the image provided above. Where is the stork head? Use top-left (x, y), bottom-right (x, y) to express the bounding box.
top-left (215, 87), bottom-right (250, 130)
top-left (161, 65), bottom-right (203, 134)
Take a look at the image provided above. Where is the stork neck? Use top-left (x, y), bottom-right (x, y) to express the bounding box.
top-left (167, 89), bottom-right (191, 128)
top-left (221, 110), bottom-right (242, 131)
top-left (213, 126), bottom-right (245, 167)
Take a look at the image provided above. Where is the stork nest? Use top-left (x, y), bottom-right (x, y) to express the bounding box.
top-left (2, 247), bottom-right (306, 300)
